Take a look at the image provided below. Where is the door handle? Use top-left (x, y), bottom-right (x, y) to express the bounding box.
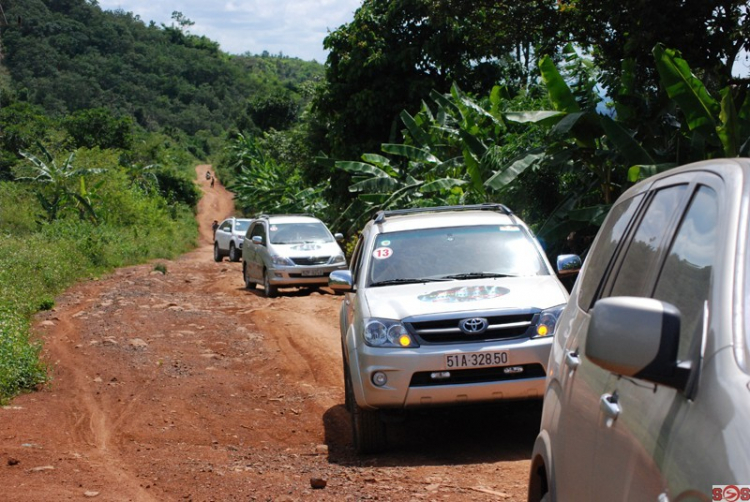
top-left (600, 392), bottom-right (620, 425)
top-left (565, 350), bottom-right (581, 370)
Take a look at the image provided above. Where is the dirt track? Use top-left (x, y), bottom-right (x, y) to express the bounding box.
top-left (0, 165), bottom-right (536, 501)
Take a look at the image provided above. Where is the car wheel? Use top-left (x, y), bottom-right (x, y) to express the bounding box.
top-left (229, 242), bottom-right (240, 262)
top-left (243, 262), bottom-right (255, 290)
top-left (263, 270), bottom-right (278, 298)
top-left (343, 357), bottom-right (354, 413)
top-left (351, 399), bottom-right (387, 454)
top-left (213, 242), bottom-right (222, 262)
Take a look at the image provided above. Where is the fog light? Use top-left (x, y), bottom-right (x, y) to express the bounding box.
top-left (430, 371), bottom-right (451, 380)
top-left (372, 371), bottom-right (388, 387)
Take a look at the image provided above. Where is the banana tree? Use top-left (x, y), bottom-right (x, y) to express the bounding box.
top-left (17, 145), bottom-right (104, 222)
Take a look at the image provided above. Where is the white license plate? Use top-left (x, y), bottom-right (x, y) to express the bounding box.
top-left (301, 269), bottom-right (324, 277)
top-left (445, 351), bottom-right (509, 369)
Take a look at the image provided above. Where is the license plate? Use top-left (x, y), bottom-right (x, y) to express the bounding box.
top-left (445, 351), bottom-right (509, 369)
top-left (301, 269), bottom-right (324, 277)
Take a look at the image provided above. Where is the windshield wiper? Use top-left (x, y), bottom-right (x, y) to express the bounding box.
top-left (369, 278), bottom-right (450, 287)
top-left (441, 272), bottom-right (515, 280)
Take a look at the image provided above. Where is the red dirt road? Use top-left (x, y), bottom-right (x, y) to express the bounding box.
top-left (0, 165), bottom-right (536, 501)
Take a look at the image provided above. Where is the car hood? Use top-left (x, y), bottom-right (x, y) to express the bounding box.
top-left (363, 276), bottom-right (568, 319)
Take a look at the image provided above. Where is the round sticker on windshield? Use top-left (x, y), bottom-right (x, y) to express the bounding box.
top-left (372, 247), bottom-right (393, 260)
top-left (380, 240), bottom-right (391, 246)
top-left (270, 225), bottom-right (278, 232)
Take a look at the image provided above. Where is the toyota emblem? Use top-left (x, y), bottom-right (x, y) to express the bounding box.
top-left (459, 318), bottom-right (488, 334)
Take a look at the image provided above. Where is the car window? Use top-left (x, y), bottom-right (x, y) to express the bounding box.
top-left (578, 194), bottom-right (644, 311)
top-left (250, 223), bottom-right (265, 241)
top-left (367, 225), bottom-right (547, 285)
top-left (609, 185), bottom-right (688, 297)
top-left (269, 222), bottom-right (333, 244)
top-left (235, 220), bottom-right (251, 233)
top-left (653, 186), bottom-right (718, 361)
top-left (220, 221), bottom-right (232, 231)
top-left (350, 235), bottom-right (364, 281)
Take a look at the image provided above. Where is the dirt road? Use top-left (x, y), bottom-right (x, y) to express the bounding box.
top-left (0, 165), bottom-right (536, 501)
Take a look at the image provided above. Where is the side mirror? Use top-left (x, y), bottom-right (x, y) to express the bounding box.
top-left (252, 235), bottom-right (263, 245)
top-left (587, 297), bottom-right (689, 391)
top-left (556, 254), bottom-right (582, 276)
top-left (334, 232), bottom-right (344, 242)
top-left (329, 270), bottom-right (353, 292)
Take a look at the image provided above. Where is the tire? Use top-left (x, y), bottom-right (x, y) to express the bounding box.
top-left (343, 358), bottom-right (354, 413)
top-left (263, 270), bottom-right (278, 298)
top-left (229, 242), bottom-right (240, 262)
top-left (243, 262), bottom-right (255, 290)
top-left (345, 367), bottom-right (386, 454)
top-left (213, 242), bottom-right (222, 262)
top-left (351, 401), bottom-right (387, 454)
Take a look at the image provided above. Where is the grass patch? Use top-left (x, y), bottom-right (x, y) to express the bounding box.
top-left (0, 180), bottom-right (198, 403)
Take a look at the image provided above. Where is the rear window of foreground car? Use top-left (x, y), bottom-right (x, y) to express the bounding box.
top-left (367, 224), bottom-right (548, 285)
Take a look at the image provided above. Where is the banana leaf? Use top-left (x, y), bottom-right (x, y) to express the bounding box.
top-left (539, 55), bottom-right (580, 113)
top-left (485, 149), bottom-right (544, 190)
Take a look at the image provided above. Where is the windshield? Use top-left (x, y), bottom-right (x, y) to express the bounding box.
top-left (269, 222), bottom-right (334, 245)
top-left (235, 220), bottom-right (251, 233)
top-left (368, 225), bottom-right (548, 286)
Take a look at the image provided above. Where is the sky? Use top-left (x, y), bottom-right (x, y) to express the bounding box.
top-left (96, 0), bottom-right (363, 63)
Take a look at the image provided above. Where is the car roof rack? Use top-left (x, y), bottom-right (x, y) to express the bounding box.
top-left (372, 203), bottom-right (513, 224)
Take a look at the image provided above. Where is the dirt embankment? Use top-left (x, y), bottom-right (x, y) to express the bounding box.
top-left (0, 165), bottom-right (536, 501)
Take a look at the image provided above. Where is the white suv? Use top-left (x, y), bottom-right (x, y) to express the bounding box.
top-left (329, 204), bottom-right (572, 453)
top-left (214, 217), bottom-right (253, 262)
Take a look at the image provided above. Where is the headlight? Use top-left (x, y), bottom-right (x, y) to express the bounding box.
top-left (364, 318), bottom-right (419, 348)
top-left (271, 255), bottom-right (295, 266)
top-left (330, 254), bottom-right (347, 265)
top-left (532, 304), bottom-right (565, 338)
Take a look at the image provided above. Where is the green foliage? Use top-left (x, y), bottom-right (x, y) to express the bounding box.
top-left (62, 108), bottom-right (134, 150)
top-left (1, 0), bottom-right (323, 140)
top-left (226, 133), bottom-right (329, 217)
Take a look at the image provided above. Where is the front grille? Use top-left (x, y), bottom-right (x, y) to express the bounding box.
top-left (407, 312), bottom-right (536, 344)
top-left (291, 256), bottom-right (330, 266)
top-left (409, 364), bottom-right (546, 387)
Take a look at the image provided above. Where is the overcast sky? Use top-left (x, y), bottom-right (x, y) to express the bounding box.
top-left (96, 0), bottom-right (362, 63)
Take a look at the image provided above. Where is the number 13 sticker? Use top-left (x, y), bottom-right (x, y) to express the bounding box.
top-left (373, 247), bottom-right (393, 260)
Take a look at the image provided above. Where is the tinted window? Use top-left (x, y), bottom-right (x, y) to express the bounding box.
top-left (220, 221), bottom-right (232, 231)
top-left (653, 186), bottom-right (717, 361)
top-left (578, 194), bottom-right (643, 311)
top-left (367, 225), bottom-right (547, 286)
top-left (610, 185), bottom-right (687, 297)
top-left (250, 223), bottom-right (265, 240)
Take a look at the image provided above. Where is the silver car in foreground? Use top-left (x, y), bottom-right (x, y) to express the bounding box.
top-left (330, 204), bottom-right (571, 453)
top-left (528, 158), bottom-right (750, 502)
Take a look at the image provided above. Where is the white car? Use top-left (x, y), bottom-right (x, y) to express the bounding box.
top-left (328, 204), bottom-right (572, 453)
top-left (214, 217), bottom-right (253, 262)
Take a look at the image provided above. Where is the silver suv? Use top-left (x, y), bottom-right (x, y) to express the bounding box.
top-left (528, 158), bottom-right (750, 502)
top-left (329, 204), bottom-right (571, 453)
top-left (214, 217), bottom-right (253, 262)
top-left (242, 214), bottom-right (347, 297)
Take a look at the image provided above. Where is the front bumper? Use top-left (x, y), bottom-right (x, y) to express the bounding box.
top-left (350, 336), bottom-right (552, 410)
top-left (267, 264), bottom-right (348, 287)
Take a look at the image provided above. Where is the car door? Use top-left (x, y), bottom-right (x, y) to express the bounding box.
top-left (551, 191), bottom-right (646, 500)
top-left (589, 174), bottom-right (721, 501)
top-left (246, 222), bottom-right (266, 281)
